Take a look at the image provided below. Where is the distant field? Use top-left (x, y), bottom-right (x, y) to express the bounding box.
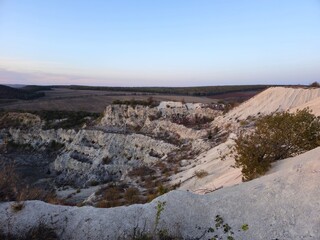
top-left (67, 84), bottom-right (271, 96)
top-left (0, 88), bottom-right (217, 113)
top-left (0, 85), bottom-right (271, 113)
top-left (207, 90), bottom-right (264, 102)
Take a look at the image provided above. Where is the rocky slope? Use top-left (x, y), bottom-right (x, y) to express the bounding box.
top-left (173, 86), bottom-right (320, 194)
top-left (1, 86), bottom-right (320, 239)
top-left (9, 128), bottom-right (176, 187)
top-left (1, 146), bottom-right (320, 239)
top-left (0, 101), bottom-right (221, 205)
top-left (3, 87), bottom-right (320, 202)
top-left (290, 95), bottom-right (320, 116)
top-left (224, 86), bottom-right (320, 120)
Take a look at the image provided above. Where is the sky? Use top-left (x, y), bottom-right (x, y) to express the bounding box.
top-left (0, 0), bottom-right (319, 87)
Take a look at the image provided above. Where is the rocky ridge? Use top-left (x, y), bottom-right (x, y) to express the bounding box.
top-left (1, 146), bottom-right (320, 239)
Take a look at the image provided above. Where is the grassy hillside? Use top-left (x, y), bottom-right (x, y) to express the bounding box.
top-left (0, 85), bottom-right (49, 100)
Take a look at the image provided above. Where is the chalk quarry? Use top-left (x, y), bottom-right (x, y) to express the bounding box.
top-left (1, 86), bottom-right (320, 239)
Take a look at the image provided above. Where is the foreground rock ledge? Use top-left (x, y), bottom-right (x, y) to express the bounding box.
top-left (1, 147), bottom-right (320, 239)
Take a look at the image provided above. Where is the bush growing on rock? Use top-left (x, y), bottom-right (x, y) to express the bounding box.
top-left (194, 169), bottom-right (209, 178)
top-left (235, 108), bottom-right (320, 181)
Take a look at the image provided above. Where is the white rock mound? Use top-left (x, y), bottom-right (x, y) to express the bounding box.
top-left (225, 87), bottom-right (320, 120)
top-left (290, 95), bottom-right (320, 116)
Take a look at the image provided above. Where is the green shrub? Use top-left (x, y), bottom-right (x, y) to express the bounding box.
top-left (235, 109), bottom-right (320, 181)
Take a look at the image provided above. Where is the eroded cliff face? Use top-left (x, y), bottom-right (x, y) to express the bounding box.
top-left (100, 102), bottom-right (219, 149)
top-left (101, 102), bottom-right (217, 131)
top-left (1, 101), bottom-right (222, 205)
top-left (8, 128), bottom-right (177, 187)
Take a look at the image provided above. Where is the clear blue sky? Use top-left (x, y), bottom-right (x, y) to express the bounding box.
top-left (0, 0), bottom-right (319, 86)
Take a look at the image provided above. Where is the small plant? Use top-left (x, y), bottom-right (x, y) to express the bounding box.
top-left (154, 201), bottom-right (166, 234)
top-left (241, 224), bottom-right (249, 231)
top-left (204, 215), bottom-right (249, 240)
top-left (157, 185), bottom-right (168, 196)
top-left (102, 156), bottom-right (112, 165)
top-left (239, 120), bottom-right (248, 126)
top-left (89, 180), bottom-right (99, 186)
top-left (11, 201), bottom-right (24, 212)
top-left (128, 205), bottom-right (249, 239)
top-left (194, 170), bottom-right (209, 178)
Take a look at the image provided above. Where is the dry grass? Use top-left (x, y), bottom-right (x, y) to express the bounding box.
top-left (0, 164), bottom-right (61, 204)
top-left (128, 166), bottom-right (156, 177)
top-left (194, 169), bottom-right (209, 178)
top-left (11, 201), bottom-right (25, 212)
top-left (0, 223), bottom-right (58, 240)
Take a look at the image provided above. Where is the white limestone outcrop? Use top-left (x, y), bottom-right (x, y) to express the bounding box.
top-left (1, 147), bottom-right (320, 239)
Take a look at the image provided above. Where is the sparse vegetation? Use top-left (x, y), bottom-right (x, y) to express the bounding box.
top-left (11, 201), bottom-right (25, 212)
top-left (235, 108), bottom-right (320, 180)
top-left (6, 141), bottom-right (35, 152)
top-left (0, 112), bottom-right (37, 129)
top-left (0, 223), bottom-right (58, 240)
top-left (169, 114), bottom-right (214, 129)
top-left (112, 98), bottom-right (157, 107)
top-left (37, 110), bottom-right (100, 129)
top-left (128, 166), bottom-right (156, 177)
top-left (124, 187), bottom-right (141, 204)
top-left (204, 215), bottom-right (249, 240)
top-left (154, 201), bottom-right (166, 234)
top-left (129, 205), bottom-right (249, 240)
top-left (194, 169), bottom-right (209, 178)
top-left (0, 164), bottom-right (59, 204)
top-left (47, 140), bottom-right (65, 152)
top-left (309, 81), bottom-right (320, 88)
